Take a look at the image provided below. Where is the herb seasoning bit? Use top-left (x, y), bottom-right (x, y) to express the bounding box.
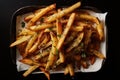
top-left (21, 21), bottom-right (25, 28)
top-left (81, 52), bottom-right (86, 58)
top-left (57, 34), bottom-right (61, 38)
top-left (55, 47), bottom-right (59, 55)
top-left (40, 18), bottom-right (44, 22)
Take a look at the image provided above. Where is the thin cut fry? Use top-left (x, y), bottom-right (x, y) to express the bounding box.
top-left (57, 13), bottom-right (76, 50)
top-left (10, 35), bottom-right (31, 47)
top-left (96, 22), bottom-right (104, 41)
top-left (66, 32), bottom-right (84, 52)
top-left (46, 2), bottom-right (81, 23)
top-left (23, 64), bottom-right (40, 77)
top-left (24, 32), bottom-right (38, 57)
top-left (90, 49), bottom-right (105, 59)
top-left (45, 32), bottom-right (58, 70)
top-left (28, 30), bottom-right (44, 53)
top-left (39, 67), bottom-right (50, 80)
top-left (30, 23), bottom-right (55, 31)
top-left (27, 4), bottom-right (56, 27)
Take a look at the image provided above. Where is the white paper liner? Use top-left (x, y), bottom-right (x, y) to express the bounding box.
top-left (16, 10), bottom-right (108, 73)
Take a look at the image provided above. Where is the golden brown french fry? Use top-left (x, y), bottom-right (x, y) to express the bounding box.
top-left (24, 14), bottom-right (35, 22)
top-left (24, 32), bottom-right (38, 57)
top-left (28, 30), bottom-right (44, 53)
top-left (30, 23), bottom-right (55, 31)
top-left (39, 34), bottom-right (50, 48)
top-left (78, 14), bottom-right (99, 24)
top-left (19, 58), bottom-right (38, 65)
top-left (34, 50), bottom-right (50, 61)
top-left (70, 26), bottom-right (84, 32)
top-left (56, 51), bottom-right (65, 66)
top-left (96, 22), bottom-right (104, 41)
top-left (64, 65), bottom-right (69, 75)
top-left (23, 64), bottom-right (40, 77)
top-left (46, 2), bottom-right (81, 23)
top-left (90, 49), bottom-right (105, 59)
top-left (45, 32), bottom-right (58, 70)
top-left (27, 3), bottom-right (56, 27)
top-left (39, 67), bottom-right (50, 80)
top-left (57, 13), bottom-right (76, 50)
top-left (10, 35), bottom-right (31, 47)
top-left (42, 41), bottom-right (52, 49)
top-left (56, 19), bottom-right (62, 40)
top-left (66, 32), bottom-right (84, 52)
top-left (18, 28), bottom-right (35, 36)
top-left (68, 64), bottom-right (74, 76)
top-left (64, 32), bottom-right (77, 45)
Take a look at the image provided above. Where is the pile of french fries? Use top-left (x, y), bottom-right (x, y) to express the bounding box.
top-left (10, 1), bottom-right (105, 80)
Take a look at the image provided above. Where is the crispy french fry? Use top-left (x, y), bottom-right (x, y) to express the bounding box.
top-left (24, 32), bottom-right (38, 57)
top-left (28, 30), bottom-right (44, 53)
top-left (24, 14), bottom-right (35, 22)
top-left (23, 64), bottom-right (40, 77)
top-left (27, 4), bottom-right (56, 27)
top-left (39, 67), bottom-right (50, 80)
top-left (30, 23), bottom-right (55, 31)
top-left (34, 50), bottom-right (50, 61)
top-left (46, 2), bottom-right (81, 23)
top-left (18, 28), bottom-right (35, 36)
top-left (78, 14), bottom-right (99, 24)
top-left (56, 51), bottom-right (65, 66)
top-left (19, 58), bottom-right (38, 65)
top-left (96, 22), bottom-right (104, 41)
top-left (57, 13), bottom-right (76, 50)
top-left (45, 32), bottom-right (58, 70)
top-left (42, 41), bottom-right (52, 49)
top-left (56, 19), bottom-right (62, 40)
top-left (90, 49), bottom-right (105, 59)
top-left (64, 32), bottom-right (77, 45)
top-left (68, 64), bottom-right (74, 76)
top-left (71, 26), bottom-right (84, 31)
top-left (66, 32), bottom-right (84, 52)
top-left (64, 65), bottom-right (69, 75)
top-left (10, 35), bottom-right (31, 47)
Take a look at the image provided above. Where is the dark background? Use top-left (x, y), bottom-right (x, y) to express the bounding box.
top-left (0, 0), bottom-right (118, 80)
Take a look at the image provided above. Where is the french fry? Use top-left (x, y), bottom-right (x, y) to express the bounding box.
top-left (96, 22), bottom-right (104, 41)
top-left (24, 32), bottom-right (38, 57)
top-left (66, 32), bottom-right (84, 52)
top-left (90, 49), bottom-right (105, 59)
top-left (57, 13), bottom-right (76, 50)
top-left (18, 28), bottom-right (35, 36)
top-left (64, 65), bottom-right (69, 75)
top-left (56, 19), bottom-right (62, 40)
top-left (30, 23), bottom-right (55, 31)
top-left (23, 64), bottom-right (40, 77)
top-left (55, 51), bottom-right (65, 66)
top-left (10, 35), bottom-right (31, 47)
top-left (45, 2), bottom-right (81, 23)
top-left (24, 14), bottom-right (35, 22)
top-left (45, 32), bottom-right (58, 70)
top-left (68, 64), bottom-right (74, 76)
top-left (39, 67), bottom-right (50, 80)
top-left (34, 49), bottom-right (50, 61)
top-left (64, 32), bottom-right (77, 45)
top-left (19, 58), bottom-right (38, 65)
top-left (28, 30), bottom-right (44, 53)
top-left (27, 4), bottom-right (56, 27)
top-left (70, 26), bottom-right (84, 32)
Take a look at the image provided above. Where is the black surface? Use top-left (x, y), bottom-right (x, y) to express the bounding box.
top-left (0, 0), bottom-right (118, 80)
